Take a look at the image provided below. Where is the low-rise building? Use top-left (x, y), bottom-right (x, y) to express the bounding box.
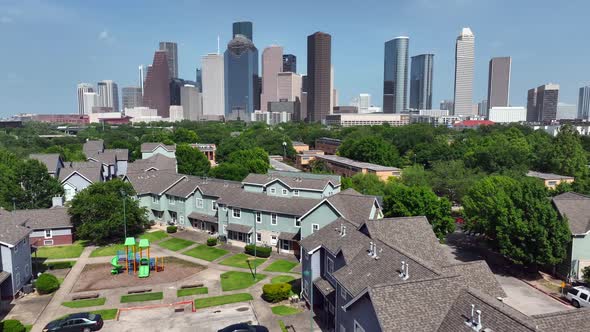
top-left (59, 162), bottom-right (104, 201)
top-left (0, 212), bottom-right (33, 299)
top-left (453, 119), bottom-right (495, 129)
top-left (296, 150), bottom-right (325, 167)
top-left (190, 143), bottom-right (217, 166)
top-left (311, 154), bottom-right (401, 181)
top-left (0, 203), bottom-right (72, 247)
top-left (324, 113), bottom-right (410, 127)
top-left (315, 137), bottom-right (341, 155)
top-left (488, 106), bottom-right (526, 123)
top-left (29, 153), bottom-right (64, 178)
top-left (141, 143), bottom-right (176, 159)
top-left (127, 154), bottom-right (177, 173)
top-left (292, 141), bottom-right (309, 154)
top-left (527, 171), bottom-right (574, 189)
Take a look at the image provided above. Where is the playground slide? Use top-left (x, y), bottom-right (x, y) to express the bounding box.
top-left (138, 265), bottom-right (150, 278)
top-left (110, 257), bottom-right (122, 274)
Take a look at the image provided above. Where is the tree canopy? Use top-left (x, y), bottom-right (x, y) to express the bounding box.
top-left (176, 144), bottom-right (210, 176)
top-left (338, 136), bottom-right (401, 167)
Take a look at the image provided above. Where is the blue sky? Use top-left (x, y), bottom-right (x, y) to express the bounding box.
top-left (0, 0), bottom-right (588, 117)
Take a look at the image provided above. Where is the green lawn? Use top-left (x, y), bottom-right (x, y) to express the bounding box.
top-left (62, 298), bottom-right (106, 308)
top-left (120, 292), bottom-right (163, 303)
top-left (177, 287), bottom-right (208, 297)
top-left (90, 244), bottom-right (126, 257)
top-left (271, 275), bottom-right (296, 284)
top-left (25, 325), bottom-right (32, 332)
top-left (59, 309), bottom-right (118, 321)
top-left (220, 271), bottom-right (266, 291)
top-left (194, 293), bottom-right (253, 309)
top-left (264, 259), bottom-right (299, 273)
top-left (139, 230), bottom-right (168, 242)
top-left (157, 238), bottom-right (195, 251)
top-left (271, 305), bottom-right (302, 316)
top-left (183, 245), bottom-right (228, 261)
top-left (279, 320), bottom-right (288, 332)
top-left (34, 241), bottom-right (85, 259)
top-left (219, 253), bottom-right (266, 269)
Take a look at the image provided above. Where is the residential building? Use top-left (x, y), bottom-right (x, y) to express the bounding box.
top-left (315, 137), bottom-right (341, 155)
top-left (277, 72), bottom-right (302, 103)
top-left (307, 32), bottom-right (332, 122)
top-left (122, 87), bottom-right (143, 109)
top-left (201, 53), bottom-right (225, 117)
top-left (190, 143), bottom-right (216, 166)
top-left (453, 28), bottom-right (475, 116)
top-left (527, 84), bottom-right (559, 122)
top-left (224, 34), bottom-right (259, 118)
top-left (0, 204), bottom-right (73, 247)
top-left (77, 83), bottom-right (94, 115)
top-left (312, 154), bottom-right (401, 180)
top-left (141, 143), bottom-right (176, 159)
top-left (409, 54), bottom-right (434, 110)
top-left (261, 45), bottom-right (284, 112)
top-left (143, 51), bottom-right (171, 118)
top-left (59, 162), bottom-right (104, 201)
top-left (283, 54), bottom-right (296, 73)
top-left (0, 214), bottom-right (32, 299)
top-left (232, 21), bottom-right (253, 41)
top-left (83, 140), bottom-right (129, 179)
top-left (324, 113), bottom-right (410, 127)
top-left (29, 153), bottom-right (64, 178)
top-left (251, 110), bottom-right (292, 125)
top-left (82, 92), bottom-right (99, 116)
top-left (527, 171), bottom-right (574, 190)
top-left (487, 57), bottom-right (511, 110)
top-left (292, 141), bottom-right (309, 154)
top-left (127, 154), bottom-right (177, 173)
top-left (180, 85), bottom-right (202, 121)
top-left (296, 150), bottom-right (325, 167)
top-left (488, 106), bottom-right (526, 123)
top-left (578, 86), bottom-right (590, 120)
top-left (159, 41), bottom-right (178, 78)
top-left (383, 37), bottom-right (409, 113)
top-left (557, 103), bottom-right (577, 120)
top-left (439, 99), bottom-right (454, 111)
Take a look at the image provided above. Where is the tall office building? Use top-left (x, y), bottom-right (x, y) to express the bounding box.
top-left (143, 51), bottom-right (171, 118)
top-left (77, 83), bottom-right (94, 115)
top-left (527, 84), bottom-right (559, 122)
top-left (440, 99), bottom-right (454, 111)
top-left (300, 75), bottom-right (308, 122)
top-left (261, 45), bottom-right (284, 112)
top-left (487, 57), bottom-right (511, 110)
top-left (224, 34), bottom-right (259, 117)
top-left (383, 37), bottom-right (409, 113)
top-left (195, 68), bottom-right (202, 92)
top-left (180, 85), bottom-right (202, 121)
top-left (409, 54), bottom-right (434, 110)
top-left (578, 86), bottom-right (590, 120)
top-left (277, 72), bottom-right (302, 102)
top-left (201, 53), bottom-right (225, 117)
top-left (526, 88), bottom-right (538, 122)
top-left (169, 78), bottom-right (197, 106)
top-left (97, 80), bottom-right (119, 112)
top-left (232, 21), bottom-right (253, 41)
top-left (283, 54), bottom-right (296, 73)
top-left (82, 92), bottom-right (98, 115)
top-left (307, 32), bottom-right (332, 122)
top-left (122, 87), bottom-right (143, 109)
top-left (359, 94), bottom-right (371, 113)
top-left (477, 99), bottom-right (488, 117)
top-left (453, 28), bottom-right (475, 116)
top-left (139, 65), bottom-right (145, 96)
top-left (159, 42), bottom-right (178, 78)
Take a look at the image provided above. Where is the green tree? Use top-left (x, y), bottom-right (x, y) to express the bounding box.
top-left (544, 125), bottom-right (588, 178)
top-left (209, 163), bottom-right (250, 181)
top-left (308, 159), bottom-right (332, 174)
top-left (428, 160), bottom-right (482, 203)
top-left (383, 183), bottom-right (455, 239)
top-left (583, 266), bottom-right (590, 285)
top-left (339, 136), bottom-right (401, 167)
top-left (342, 173), bottom-right (387, 196)
top-left (227, 148), bottom-right (270, 174)
top-left (401, 165), bottom-right (430, 187)
top-left (176, 144), bottom-right (211, 176)
top-left (69, 180), bottom-right (149, 244)
top-left (16, 159), bottom-right (64, 209)
top-left (172, 128), bottom-right (199, 144)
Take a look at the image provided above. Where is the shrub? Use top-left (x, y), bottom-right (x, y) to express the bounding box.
top-left (0, 319), bottom-right (26, 332)
top-left (583, 266), bottom-right (590, 284)
top-left (35, 273), bottom-right (60, 294)
top-left (262, 282), bottom-right (291, 303)
top-left (207, 237), bottom-right (217, 246)
top-left (245, 244), bottom-right (272, 258)
top-left (166, 225), bottom-right (177, 233)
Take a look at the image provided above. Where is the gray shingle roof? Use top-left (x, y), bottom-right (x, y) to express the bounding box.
top-left (127, 154), bottom-right (177, 173)
top-left (316, 154), bottom-right (401, 172)
top-left (532, 308), bottom-right (590, 331)
top-left (164, 176), bottom-right (242, 198)
top-left (552, 192), bottom-right (590, 234)
top-left (29, 153), bottom-right (62, 174)
top-left (441, 261), bottom-right (506, 299)
top-left (300, 218), bottom-right (368, 262)
top-left (87, 150), bottom-right (117, 165)
top-left (278, 231), bottom-right (299, 241)
top-left (326, 189), bottom-right (379, 225)
top-left (113, 149), bottom-right (129, 161)
top-left (82, 140), bottom-right (104, 156)
top-left (242, 172), bottom-right (340, 191)
top-left (59, 162), bottom-right (103, 183)
top-left (141, 143), bottom-right (176, 153)
top-left (0, 207), bottom-right (72, 230)
top-left (218, 191), bottom-right (320, 216)
top-left (226, 223), bottom-right (252, 233)
top-left (314, 277), bottom-right (335, 297)
top-left (527, 170), bottom-right (574, 181)
top-left (0, 210), bottom-right (33, 247)
top-left (126, 172), bottom-right (185, 195)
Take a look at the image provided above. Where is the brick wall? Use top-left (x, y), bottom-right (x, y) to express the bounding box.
top-left (30, 234), bottom-right (73, 247)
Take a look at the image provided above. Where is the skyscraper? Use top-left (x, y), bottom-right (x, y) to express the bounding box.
top-left (97, 80), bottom-right (119, 112)
top-left (82, 92), bottom-right (98, 115)
top-left (409, 54), bottom-right (434, 110)
top-left (201, 53), bottom-right (225, 117)
top-left (139, 65), bottom-right (145, 96)
top-left (453, 28), bottom-right (475, 116)
top-left (578, 86), bottom-right (590, 120)
top-left (307, 32), bottom-right (332, 122)
top-left (159, 42), bottom-right (178, 78)
top-left (224, 34), bottom-right (259, 117)
top-left (383, 37), bottom-right (409, 113)
top-left (440, 100), bottom-right (454, 111)
top-left (527, 84), bottom-right (559, 122)
top-left (261, 45), bottom-right (284, 112)
top-left (359, 93), bottom-right (371, 113)
top-left (283, 54), bottom-right (297, 73)
top-left (143, 51), bottom-right (171, 118)
top-left (195, 68), bottom-right (202, 92)
top-left (477, 99), bottom-right (488, 117)
top-left (181, 85), bottom-right (202, 121)
top-left (487, 57), bottom-right (511, 110)
top-left (277, 72), bottom-right (302, 102)
top-left (232, 21), bottom-right (253, 41)
top-left (77, 83), bottom-right (94, 115)
top-left (122, 87), bottom-right (143, 109)
top-left (526, 88), bottom-right (538, 122)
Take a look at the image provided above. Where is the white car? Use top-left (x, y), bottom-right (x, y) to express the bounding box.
top-left (565, 286), bottom-right (590, 308)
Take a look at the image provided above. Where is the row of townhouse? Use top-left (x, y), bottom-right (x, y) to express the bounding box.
top-left (125, 170), bottom-right (382, 255)
top-left (299, 216), bottom-right (588, 332)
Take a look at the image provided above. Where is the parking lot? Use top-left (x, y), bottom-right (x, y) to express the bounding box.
top-left (102, 302), bottom-right (258, 332)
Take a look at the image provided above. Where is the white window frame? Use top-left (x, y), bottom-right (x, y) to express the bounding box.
top-left (270, 187), bottom-right (276, 194)
top-left (44, 239), bottom-right (54, 246)
top-left (294, 189), bottom-right (300, 196)
top-left (282, 189), bottom-right (288, 195)
top-left (354, 320), bottom-right (365, 332)
top-left (196, 198), bottom-right (204, 209)
top-left (294, 217), bottom-right (301, 228)
top-left (233, 208), bottom-right (241, 219)
top-left (44, 229), bottom-right (52, 239)
top-left (312, 223), bottom-right (319, 233)
top-left (270, 235), bottom-right (278, 245)
top-left (256, 211), bottom-right (262, 223)
top-left (212, 201), bottom-right (218, 211)
top-left (271, 213), bottom-right (278, 225)
top-left (256, 232), bottom-right (262, 242)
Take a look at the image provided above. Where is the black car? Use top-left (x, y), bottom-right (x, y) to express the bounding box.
top-left (43, 313), bottom-right (104, 332)
top-left (218, 323), bottom-right (269, 332)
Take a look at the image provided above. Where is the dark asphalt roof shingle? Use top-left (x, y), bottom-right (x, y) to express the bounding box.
top-left (218, 191), bottom-right (320, 216)
top-left (141, 143), bottom-right (176, 153)
top-left (187, 212), bottom-right (217, 223)
top-left (441, 261), bottom-right (506, 299)
top-left (326, 189), bottom-right (379, 225)
top-left (0, 207), bottom-right (72, 230)
top-left (552, 192), bottom-right (590, 234)
top-left (82, 140), bottom-right (105, 156)
top-left (226, 223), bottom-right (252, 233)
top-left (127, 154), bottom-right (177, 173)
top-left (126, 172), bottom-right (185, 195)
top-left (29, 153), bottom-right (62, 174)
top-left (59, 162), bottom-right (103, 183)
top-left (299, 218), bottom-right (368, 262)
top-left (242, 172), bottom-right (340, 191)
top-left (0, 209), bottom-right (33, 247)
top-left (532, 308), bottom-right (590, 331)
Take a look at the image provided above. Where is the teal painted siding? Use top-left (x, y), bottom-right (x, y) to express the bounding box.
top-left (142, 147), bottom-right (175, 159)
top-left (243, 184), bottom-right (264, 193)
top-left (321, 183), bottom-right (339, 197)
top-left (267, 182), bottom-right (291, 197)
top-left (300, 203), bottom-right (341, 238)
top-left (572, 234), bottom-right (590, 262)
top-left (217, 207), bottom-right (300, 238)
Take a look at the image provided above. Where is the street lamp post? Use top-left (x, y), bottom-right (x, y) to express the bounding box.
top-left (282, 141), bottom-right (287, 160)
top-left (253, 218), bottom-right (257, 279)
top-left (303, 270), bottom-right (313, 332)
top-left (120, 190), bottom-right (127, 239)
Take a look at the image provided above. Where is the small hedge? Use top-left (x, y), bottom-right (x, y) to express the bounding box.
top-left (166, 225), bottom-right (177, 233)
top-left (262, 282), bottom-right (291, 303)
top-left (0, 319), bottom-right (26, 332)
top-left (207, 237), bottom-right (217, 246)
top-left (36, 273), bottom-right (60, 294)
top-left (245, 244), bottom-right (272, 258)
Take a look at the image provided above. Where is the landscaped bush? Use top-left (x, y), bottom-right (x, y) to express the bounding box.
top-left (0, 319), bottom-right (26, 332)
top-left (166, 225), bottom-right (177, 233)
top-left (583, 266), bottom-right (590, 284)
top-left (245, 244), bottom-right (272, 258)
top-left (262, 282), bottom-right (291, 303)
top-left (35, 273), bottom-right (60, 294)
top-left (207, 237), bottom-right (217, 246)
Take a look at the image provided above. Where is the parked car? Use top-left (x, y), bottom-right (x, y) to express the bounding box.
top-left (218, 323), bottom-right (269, 332)
top-left (43, 313), bottom-right (104, 332)
top-left (565, 286), bottom-right (590, 308)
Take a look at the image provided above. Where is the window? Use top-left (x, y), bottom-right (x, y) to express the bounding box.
top-left (44, 240), bottom-right (54, 246)
top-left (256, 212), bottom-right (262, 223)
top-left (271, 214), bottom-right (278, 225)
top-left (581, 293), bottom-right (589, 301)
top-left (282, 240), bottom-right (290, 251)
top-left (152, 195), bottom-right (159, 203)
top-left (212, 201), bottom-right (218, 211)
top-left (312, 224), bottom-right (319, 233)
top-left (548, 181), bottom-right (557, 186)
top-left (568, 289), bottom-right (580, 296)
top-left (233, 208), bottom-right (241, 218)
top-left (271, 235), bottom-right (278, 245)
top-left (44, 229), bottom-right (52, 239)
top-left (282, 189), bottom-right (288, 195)
top-left (294, 218), bottom-right (301, 227)
top-left (354, 320), bottom-right (365, 332)
top-left (294, 189), bottom-right (300, 197)
top-left (256, 232), bottom-right (262, 242)
top-left (196, 198), bottom-right (203, 208)
top-left (341, 286), bottom-right (347, 300)
top-left (270, 188), bottom-right (276, 194)
top-left (327, 257), bottom-right (334, 276)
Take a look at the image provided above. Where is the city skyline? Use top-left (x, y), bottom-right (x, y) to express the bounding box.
top-left (0, 0), bottom-right (588, 117)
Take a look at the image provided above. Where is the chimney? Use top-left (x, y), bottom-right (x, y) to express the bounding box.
top-left (52, 196), bottom-right (64, 208)
top-left (341, 226), bottom-right (346, 237)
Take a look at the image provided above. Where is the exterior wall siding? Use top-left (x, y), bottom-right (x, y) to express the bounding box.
top-left (142, 147), bottom-right (176, 160)
top-left (31, 234), bottom-right (73, 246)
top-left (1, 238), bottom-right (32, 299)
top-left (300, 203), bottom-right (341, 238)
top-left (337, 290), bottom-right (381, 332)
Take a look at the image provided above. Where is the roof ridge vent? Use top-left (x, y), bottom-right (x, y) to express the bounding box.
top-left (465, 305), bottom-right (483, 331)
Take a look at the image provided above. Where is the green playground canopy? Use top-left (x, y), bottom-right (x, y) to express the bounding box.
top-left (124, 237), bottom-right (136, 246)
top-left (139, 239), bottom-right (150, 248)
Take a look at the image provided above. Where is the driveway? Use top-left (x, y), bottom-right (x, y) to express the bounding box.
top-left (102, 302), bottom-right (259, 332)
top-left (494, 274), bottom-right (571, 315)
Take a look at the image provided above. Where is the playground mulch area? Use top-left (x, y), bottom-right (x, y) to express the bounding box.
top-left (71, 257), bottom-right (206, 292)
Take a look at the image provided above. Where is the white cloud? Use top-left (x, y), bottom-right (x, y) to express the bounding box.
top-left (0, 16), bottom-right (13, 24)
top-left (98, 29), bottom-right (109, 40)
